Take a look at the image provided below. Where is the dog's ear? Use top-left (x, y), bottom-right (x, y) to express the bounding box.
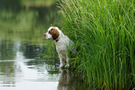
top-left (49, 28), bottom-right (59, 40)
top-left (52, 33), bottom-right (59, 40)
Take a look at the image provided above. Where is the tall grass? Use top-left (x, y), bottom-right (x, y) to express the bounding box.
top-left (58, 0), bottom-right (135, 89)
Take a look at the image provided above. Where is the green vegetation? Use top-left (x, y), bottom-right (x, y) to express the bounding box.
top-left (22, 0), bottom-right (56, 7)
top-left (59, 0), bottom-right (135, 89)
top-left (0, 2), bottom-right (59, 45)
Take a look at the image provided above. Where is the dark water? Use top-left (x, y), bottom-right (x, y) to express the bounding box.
top-left (0, 0), bottom-right (86, 90)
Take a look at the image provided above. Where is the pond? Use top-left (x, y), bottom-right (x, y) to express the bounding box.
top-left (0, 0), bottom-right (87, 90)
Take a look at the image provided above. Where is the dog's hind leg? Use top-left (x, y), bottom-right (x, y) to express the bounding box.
top-left (65, 54), bottom-right (70, 68)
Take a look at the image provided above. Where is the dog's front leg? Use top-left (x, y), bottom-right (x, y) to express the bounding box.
top-left (59, 54), bottom-right (65, 68)
top-left (65, 54), bottom-right (70, 68)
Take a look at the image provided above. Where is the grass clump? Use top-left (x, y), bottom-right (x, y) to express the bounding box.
top-left (58, 0), bottom-right (135, 89)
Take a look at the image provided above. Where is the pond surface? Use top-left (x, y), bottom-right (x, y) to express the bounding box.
top-left (0, 0), bottom-right (87, 90)
top-left (0, 42), bottom-right (85, 90)
top-left (0, 41), bottom-right (60, 90)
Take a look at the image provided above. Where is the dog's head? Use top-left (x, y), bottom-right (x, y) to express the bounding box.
top-left (43, 26), bottom-right (61, 40)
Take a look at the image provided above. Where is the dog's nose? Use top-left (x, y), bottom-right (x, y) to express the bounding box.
top-left (43, 34), bottom-right (46, 37)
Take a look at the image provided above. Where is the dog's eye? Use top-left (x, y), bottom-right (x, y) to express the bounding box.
top-left (48, 31), bottom-right (51, 34)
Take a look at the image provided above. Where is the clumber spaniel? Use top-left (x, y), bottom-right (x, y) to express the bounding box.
top-left (43, 26), bottom-right (75, 68)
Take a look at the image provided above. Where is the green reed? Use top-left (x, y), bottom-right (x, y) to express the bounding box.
top-left (58, 0), bottom-right (135, 89)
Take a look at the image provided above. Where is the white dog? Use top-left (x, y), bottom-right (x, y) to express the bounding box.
top-left (43, 26), bottom-right (75, 68)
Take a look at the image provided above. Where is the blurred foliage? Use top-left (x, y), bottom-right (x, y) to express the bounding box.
top-left (22, 0), bottom-right (56, 7)
top-left (0, 40), bottom-right (15, 76)
top-left (0, 0), bottom-right (60, 45)
top-left (0, 0), bottom-right (21, 11)
top-left (0, 40), bottom-right (15, 60)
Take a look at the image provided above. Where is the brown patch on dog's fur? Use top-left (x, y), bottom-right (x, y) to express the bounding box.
top-left (49, 27), bottom-right (59, 40)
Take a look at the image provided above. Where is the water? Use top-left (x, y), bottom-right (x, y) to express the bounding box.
top-left (0, 0), bottom-right (87, 90)
top-left (0, 40), bottom-right (60, 90)
top-left (0, 41), bottom-right (83, 90)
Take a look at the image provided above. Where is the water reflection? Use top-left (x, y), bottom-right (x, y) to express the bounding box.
top-left (0, 40), bottom-right (15, 60)
top-left (58, 69), bottom-right (71, 90)
top-left (0, 41), bottom-right (60, 89)
top-left (57, 69), bottom-right (86, 90)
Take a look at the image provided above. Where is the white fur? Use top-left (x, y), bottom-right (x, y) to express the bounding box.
top-left (44, 27), bottom-right (74, 68)
top-left (45, 31), bottom-right (52, 39)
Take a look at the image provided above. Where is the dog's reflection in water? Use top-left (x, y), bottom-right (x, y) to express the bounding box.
top-left (57, 69), bottom-right (75, 90)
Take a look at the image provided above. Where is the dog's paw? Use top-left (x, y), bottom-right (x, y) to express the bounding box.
top-left (59, 64), bottom-right (64, 69)
top-left (65, 64), bottom-right (70, 68)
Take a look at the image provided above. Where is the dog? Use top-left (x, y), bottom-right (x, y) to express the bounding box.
top-left (43, 26), bottom-right (75, 68)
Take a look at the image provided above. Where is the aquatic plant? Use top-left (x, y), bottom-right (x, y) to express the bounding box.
top-left (58, 0), bottom-right (135, 89)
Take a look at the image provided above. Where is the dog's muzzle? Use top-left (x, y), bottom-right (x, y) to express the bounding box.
top-left (43, 34), bottom-right (46, 38)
